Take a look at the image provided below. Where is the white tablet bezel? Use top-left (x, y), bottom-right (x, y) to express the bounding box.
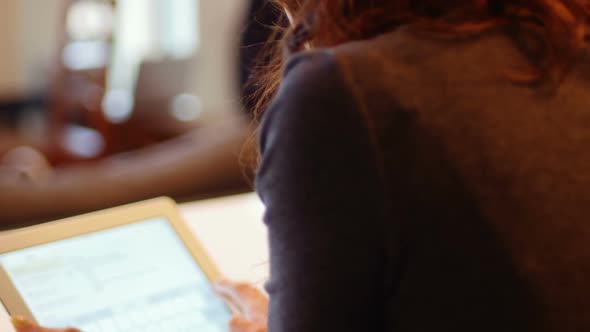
top-left (0, 197), bottom-right (224, 324)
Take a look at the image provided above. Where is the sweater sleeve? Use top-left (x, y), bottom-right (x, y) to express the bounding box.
top-left (255, 50), bottom-right (388, 332)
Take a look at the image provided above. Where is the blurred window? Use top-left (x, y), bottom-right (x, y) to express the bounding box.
top-left (159, 0), bottom-right (200, 58)
top-left (104, 0), bottom-right (200, 123)
top-left (66, 1), bottom-right (114, 40)
top-left (63, 1), bottom-right (115, 71)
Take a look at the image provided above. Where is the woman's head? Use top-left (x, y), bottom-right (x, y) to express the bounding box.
top-left (273, 0), bottom-right (589, 52)
top-left (250, 0), bottom-right (590, 115)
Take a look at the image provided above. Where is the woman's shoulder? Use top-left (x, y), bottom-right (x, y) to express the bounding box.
top-left (259, 49), bottom-right (365, 152)
top-left (264, 27), bottom-right (437, 121)
top-left (278, 48), bottom-right (352, 104)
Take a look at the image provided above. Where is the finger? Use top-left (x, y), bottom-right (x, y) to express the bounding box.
top-left (229, 315), bottom-right (266, 332)
top-left (215, 280), bottom-right (268, 323)
top-left (12, 316), bottom-right (80, 332)
top-left (215, 280), bottom-right (268, 319)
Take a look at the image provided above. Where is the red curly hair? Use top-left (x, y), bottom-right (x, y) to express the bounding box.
top-left (249, 0), bottom-right (590, 117)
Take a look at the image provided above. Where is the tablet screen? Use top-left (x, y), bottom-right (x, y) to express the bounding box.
top-left (0, 218), bottom-right (231, 331)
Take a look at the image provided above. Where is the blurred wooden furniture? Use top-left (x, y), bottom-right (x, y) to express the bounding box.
top-left (0, 114), bottom-right (252, 229)
top-left (111, 57), bottom-right (201, 152)
top-left (45, 0), bottom-right (116, 166)
top-left (45, 0), bottom-right (202, 166)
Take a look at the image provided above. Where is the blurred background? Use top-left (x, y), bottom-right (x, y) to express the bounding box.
top-left (0, 0), bottom-right (266, 226)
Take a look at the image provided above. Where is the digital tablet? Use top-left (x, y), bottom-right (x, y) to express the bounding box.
top-left (0, 197), bottom-right (231, 331)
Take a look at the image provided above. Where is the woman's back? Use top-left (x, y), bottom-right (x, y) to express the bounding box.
top-left (340, 27), bottom-right (590, 330)
top-left (257, 27), bottom-right (590, 331)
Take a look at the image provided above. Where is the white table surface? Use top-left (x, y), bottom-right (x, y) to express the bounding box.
top-left (180, 193), bottom-right (269, 286)
top-left (0, 307), bottom-right (16, 332)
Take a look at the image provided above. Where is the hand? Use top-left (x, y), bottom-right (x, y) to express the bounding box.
top-left (11, 316), bottom-right (80, 332)
top-left (215, 280), bottom-right (268, 332)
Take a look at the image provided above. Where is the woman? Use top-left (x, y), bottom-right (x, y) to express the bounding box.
top-left (17, 0), bottom-right (590, 331)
